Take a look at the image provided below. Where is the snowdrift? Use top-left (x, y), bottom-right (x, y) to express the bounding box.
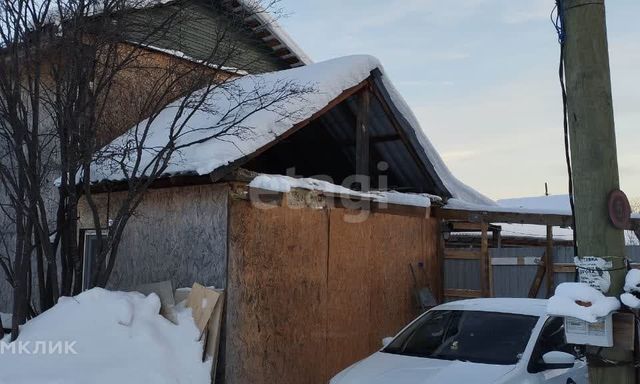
top-left (0, 288), bottom-right (211, 384)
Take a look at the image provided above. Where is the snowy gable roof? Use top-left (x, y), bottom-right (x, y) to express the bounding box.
top-left (91, 55), bottom-right (492, 205)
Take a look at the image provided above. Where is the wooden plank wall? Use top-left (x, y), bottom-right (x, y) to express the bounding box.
top-left (123, 2), bottom-right (286, 74)
top-left (226, 200), bottom-right (438, 384)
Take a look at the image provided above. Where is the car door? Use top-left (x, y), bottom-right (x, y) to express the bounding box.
top-left (526, 316), bottom-right (588, 384)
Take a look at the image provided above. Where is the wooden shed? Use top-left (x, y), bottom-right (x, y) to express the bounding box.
top-left (79, 55), bottom-right (494, 383)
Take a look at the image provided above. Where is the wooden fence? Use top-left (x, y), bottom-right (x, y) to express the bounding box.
top-left (444, 246), bottom-right (640, 299)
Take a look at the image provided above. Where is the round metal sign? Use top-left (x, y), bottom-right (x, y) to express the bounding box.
top-left (608, 189), bottom-right (631, 229)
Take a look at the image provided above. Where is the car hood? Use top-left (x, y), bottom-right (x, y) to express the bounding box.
top-left (333, 352), bottom-right (517, 384)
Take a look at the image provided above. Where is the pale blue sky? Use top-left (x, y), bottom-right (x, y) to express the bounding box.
top-left (277, 0), bottom-right (640, 200)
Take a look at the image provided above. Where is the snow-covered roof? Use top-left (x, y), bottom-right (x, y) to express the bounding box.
top-left (92, 55), bottom-right (492, 206)
top-left (435, 298), bottom-right (548, 317)
top-left (497, 195), bottom-right (572, 216)
top-left (449, 194), bottom-right (639, 245)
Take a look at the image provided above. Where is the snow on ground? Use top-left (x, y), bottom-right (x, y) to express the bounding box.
top-left (547, 282), bottom-right (620, 323)
top-left (90, 54), bottom-right (491, 206)
top-left (249, 174), bottom-right (436, 207)
top-left (0, 288), bottom-right (210, 384)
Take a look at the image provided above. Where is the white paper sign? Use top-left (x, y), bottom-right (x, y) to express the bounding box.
top-left (564, 315), bottom-right (613, 347)
top-left (574, 256), bottom-right (612, 293)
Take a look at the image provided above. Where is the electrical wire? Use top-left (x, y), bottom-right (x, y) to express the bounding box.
top-left (552, 0), bottom-right (579, 260)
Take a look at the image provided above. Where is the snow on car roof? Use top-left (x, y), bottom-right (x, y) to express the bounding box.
top-left (434, 298), bottom-right (548, 317)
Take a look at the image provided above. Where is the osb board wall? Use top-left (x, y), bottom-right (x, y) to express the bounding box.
top-left (226, 199), bottom-right (438, 384)
top-left (77, 184), bottom-right (229, 290)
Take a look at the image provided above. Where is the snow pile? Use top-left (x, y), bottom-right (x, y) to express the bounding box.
top-left (547, 282), bottom-right (620, 323)
top-left (91, 54), bottom-right (491, 206)
top-left (0, 288), bottom-right (211, 384)
top-left (621, 269), bottom-right (640, 309)
top-left (249, 174), bottom-right (435, 207)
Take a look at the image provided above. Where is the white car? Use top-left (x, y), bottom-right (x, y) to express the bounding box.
top-left (330, 298), bottom-right (587, 384)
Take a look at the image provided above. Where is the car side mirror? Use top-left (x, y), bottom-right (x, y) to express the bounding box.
top-left (381, 337), bottom-right (394, 348)
top-left (542, 351), bottom-right (576, 369)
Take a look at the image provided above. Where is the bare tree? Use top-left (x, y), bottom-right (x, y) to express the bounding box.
top-left (0, 0), bottom-right (312, 340)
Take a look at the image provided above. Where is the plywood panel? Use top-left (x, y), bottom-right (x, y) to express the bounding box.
top-left (226, 201), bottom-right (439, 384)
top-left (368, 213), bottom-right (426, 352)
top-left (326, 210), bottom-right (373, 376)
top-left (326, 212), bottom-right (438, 378)
top-left (226, 200), bottom-right (329, 384)
top-left (77, 184), bottom-right (229, 291)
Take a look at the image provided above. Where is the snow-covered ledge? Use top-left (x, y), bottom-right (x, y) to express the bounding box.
top-left (547, 282), bottom-right (620, 323)
top-left (248, 174), bottom-right (438, 208)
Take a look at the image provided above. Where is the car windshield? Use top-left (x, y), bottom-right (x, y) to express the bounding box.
top-left (384, 310), bottom-right (538, 365)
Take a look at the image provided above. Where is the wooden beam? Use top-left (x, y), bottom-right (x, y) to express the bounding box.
top-left (272, 47), bottom-right (292, 57)
top-left (444, 289), bottom-right (482, 299)
top-left (528, 259), bottom-right (546, 298)
top-left (338, 133), bottom-right (401, 147)
top-left (480, 221), bottom-right (491, 297)
top-left (283, 56), bottom-right (301, 65)
top-left (355, 88), bottom-right (370, 191)
top-left (436, 224), bottom-right (445, 304)
top-left (433, 206), bottom-right (575, 227)
top-left (450, 222), bottom-right (484, 231)
top-left (545, 225), bottom-right (554, 298)
top-left (370, 202), bottom-right (430, 218)
top-left (444, 249), bottom-right (481, 260)
top-left (263, 38), bottom-right (282, 48)
top-left (245, 18), bottom-right (261, 28)
top-left (553, 263), bottom-right (578, 273)
top-left (254, 29), bottom-right (271, 39)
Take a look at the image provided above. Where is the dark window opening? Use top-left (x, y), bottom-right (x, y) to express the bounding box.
top-left (80, 230), bottom-right (107, 291)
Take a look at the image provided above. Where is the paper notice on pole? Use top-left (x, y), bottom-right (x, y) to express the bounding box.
top-left (574, 256), bottom-right (612, 293)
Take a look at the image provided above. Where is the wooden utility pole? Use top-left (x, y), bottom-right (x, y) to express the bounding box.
top-left (562, 0), bottom-right (634, 382)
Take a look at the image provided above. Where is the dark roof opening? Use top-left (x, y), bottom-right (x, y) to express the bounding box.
top-left (243, 91), bottom-right (448, 194)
